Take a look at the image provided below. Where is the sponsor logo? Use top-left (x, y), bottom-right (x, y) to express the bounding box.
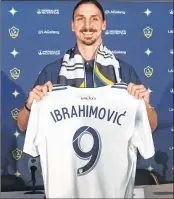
top-left (81, 96), bottom-right (96, 100)
top-left (170, 88), bottom-right (174, 93)
top-left (144, 66), bottom-right (153, 78)
top-left (105, 30), bottom-right (126, 35)
top-left (171, 127), bottom-right (174, 132)
top-left (143, 26), bottom-right (153, 38)
top-left (169, 146), bottom-right (174, 150)
top-left (38, 50), bottom-right (60, 56)
top-left (9, 26), bottom-right (19, 39)
top-left (10, 67), bottom-right (20, 79)
top-left (36, 9), bottom-right (59, 15)
top-left (38, 30), bottom-right (60, 35)
top-left (169, 108), bottom-right (174, 112)
top-left (111, 50), bottom-right (127, 55)
top-left (11, 108), bottom-right (20, 120)
top-left (12, 148), bottom-right (22, 160)
top-left (168, 29), bottom-right (174, 34)
top-left (104, 10), bottom-right (126, 15)
top-left (170, 49), bottom-right (174, 54)
top-left (169, 9), bottom-right (174, 15)
top-left (168, 69), bottom-right (174, 73)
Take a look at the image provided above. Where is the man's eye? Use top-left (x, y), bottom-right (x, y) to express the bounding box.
top-left (77, 17), bottom-right (83, 21)
top-left (93, 18), bottom-right (98, 21)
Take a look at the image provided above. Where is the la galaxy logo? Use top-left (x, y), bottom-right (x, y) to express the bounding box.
top-left (12, 148), bottom-right (22, 160)
top-left (10, 67), bottom-right (20, 79)
top-left (9, 26), bottom-right (19, 39)
top-left (144, 66), bottom-right (153, 78)
top-left (143, 26), bottom-right (153, 38)
top-left (11, 108), bottom-right (20, 120)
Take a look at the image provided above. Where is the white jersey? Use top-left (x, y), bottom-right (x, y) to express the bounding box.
top-left (23, 83), bottom-right (155, 198)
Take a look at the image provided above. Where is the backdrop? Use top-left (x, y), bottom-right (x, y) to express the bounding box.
top-left (1, 0), bottom-right (173, 186)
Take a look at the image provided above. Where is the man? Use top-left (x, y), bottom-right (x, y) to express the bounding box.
top-left (17, 0), bottom-right (157, 132)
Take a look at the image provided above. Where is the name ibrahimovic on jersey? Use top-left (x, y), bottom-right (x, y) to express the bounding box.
top-left (50, 105), bottom-right (127, 125)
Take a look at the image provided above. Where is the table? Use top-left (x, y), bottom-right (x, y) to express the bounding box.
top-left (144, 183), bottom-right (173, 198)
top-left (0, 184), bottom-right (173, 198)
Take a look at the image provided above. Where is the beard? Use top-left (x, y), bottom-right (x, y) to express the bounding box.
top-left (81, 37), bottom-right (97, 45)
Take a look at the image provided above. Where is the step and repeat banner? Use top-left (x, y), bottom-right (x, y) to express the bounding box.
top-left (1, 1), bottom-right (173, 185)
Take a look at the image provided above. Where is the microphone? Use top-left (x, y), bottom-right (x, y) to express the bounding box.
top-left (25, 156), bottom-right (44, 195)
top-left (30, 165), bottom-right (37, 184)
top-left (28, 157), bottom-right (40, 184)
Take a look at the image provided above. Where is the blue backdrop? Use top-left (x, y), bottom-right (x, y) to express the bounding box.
top-left (1, 0), bottom-right (173, 186)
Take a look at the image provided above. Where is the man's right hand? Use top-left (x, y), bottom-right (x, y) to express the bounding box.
top-left (26, 81), bottom-right (53, 109)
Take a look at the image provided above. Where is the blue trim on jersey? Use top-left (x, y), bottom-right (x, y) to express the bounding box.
top-left (115, 82), bottom-right (128, 86)
top-left (111, 85), bottom-right (127, 90)
top-left (52, 87), bottom-right (67, 91)
top-left (52, 84), bottom-right (65, 88)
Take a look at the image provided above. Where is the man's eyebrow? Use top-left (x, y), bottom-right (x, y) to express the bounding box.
top-left (75, 14), bottom-right (101, 18)
top-left (75, 14), bottom-right (84, 18)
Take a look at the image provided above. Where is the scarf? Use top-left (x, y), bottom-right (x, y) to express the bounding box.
top-left (58, 43), bottom-right (121, 88)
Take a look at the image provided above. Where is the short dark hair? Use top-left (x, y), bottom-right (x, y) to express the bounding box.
top-left (72, 0), bottom-right (105, 21)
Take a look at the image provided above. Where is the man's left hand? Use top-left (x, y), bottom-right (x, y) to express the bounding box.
top-left (127, 82), bottom-right (150, 104)
top-left (127, 82), bottom-right (157, 131)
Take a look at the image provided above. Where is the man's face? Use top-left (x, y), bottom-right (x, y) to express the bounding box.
top-left (72, 3), bottom-right (106, 46)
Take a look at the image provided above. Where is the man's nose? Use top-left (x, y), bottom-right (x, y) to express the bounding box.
top-left (84, 19), bottom-right (91, 29)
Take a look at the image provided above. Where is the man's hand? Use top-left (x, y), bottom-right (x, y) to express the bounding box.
top-left (26, 81), bottom-right (53, 109)
top-left (18, 81), bottom-right (53, 132)
top-left (127, 83), bottom-right (150, 104)
top-left (127, 82), bottom-right (158, 131)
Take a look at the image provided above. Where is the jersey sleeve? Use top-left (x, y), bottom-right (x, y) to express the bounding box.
top-left (132, 100), bottom-right (155, 159)
top-left (23, 100), bottom-right (40, 157)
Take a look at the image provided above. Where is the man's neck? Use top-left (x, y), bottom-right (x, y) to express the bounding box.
top-left (77, 40), bottom-right (102, 61)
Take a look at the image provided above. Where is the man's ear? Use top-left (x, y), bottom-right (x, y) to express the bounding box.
top-left (102, 20), bottom-right (106, 31)
top-left (72, 20), bottom-right (75, 32)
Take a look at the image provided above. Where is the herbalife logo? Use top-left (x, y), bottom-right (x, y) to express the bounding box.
top-left (105, 30), bottom-right (126, 35)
